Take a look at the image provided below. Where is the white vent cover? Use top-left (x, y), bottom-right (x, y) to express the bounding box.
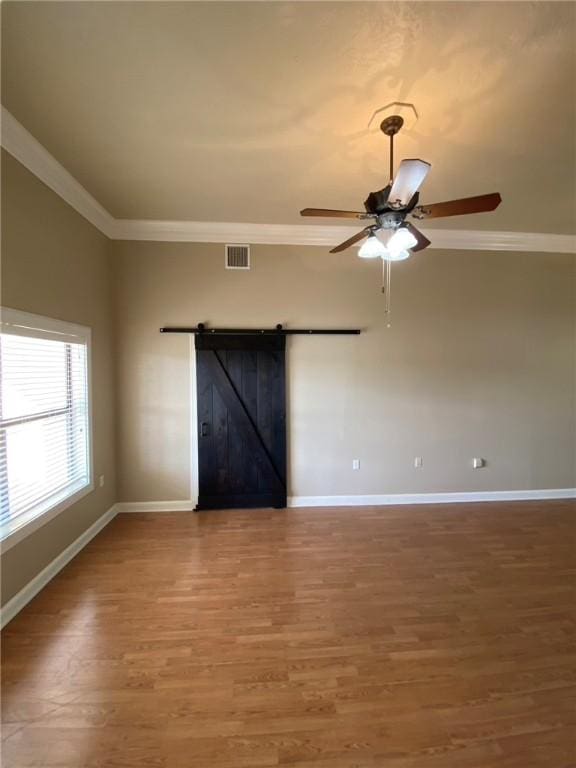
top-left (225, 244), bottom-right (250, 270)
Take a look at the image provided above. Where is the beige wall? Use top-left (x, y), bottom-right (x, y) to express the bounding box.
top-left (1, 152), bottom-right (117, 605)
top-left (113, 241), bottom-right (576, 503)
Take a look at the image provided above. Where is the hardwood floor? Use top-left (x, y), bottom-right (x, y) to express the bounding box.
top-left (1, 501), bottom-right (575, 767)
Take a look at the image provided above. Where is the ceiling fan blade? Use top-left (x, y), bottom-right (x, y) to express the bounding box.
top-left (413, 192), bottom-right (502, 220)
top-left (300, 208), bottom-right (368, 219)
top-left (403, 222), bottom-right (431, 252)
top-left (389, 159), bottom-right (431, 208)
top-left (329, 227), bottom-right (372, 253)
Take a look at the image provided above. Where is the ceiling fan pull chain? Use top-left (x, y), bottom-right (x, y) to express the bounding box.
top-left (382, 258), bottom-right (392, 324)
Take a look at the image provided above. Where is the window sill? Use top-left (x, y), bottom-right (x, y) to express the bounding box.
top-left (0, 481), bottom-right (94, 554)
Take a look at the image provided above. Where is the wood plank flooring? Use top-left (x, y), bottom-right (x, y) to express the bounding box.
top-left (1, 501), bottom-right (575, 767)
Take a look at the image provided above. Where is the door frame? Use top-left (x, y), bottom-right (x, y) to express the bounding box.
top-left (189, 336), bottom-right (200, 508)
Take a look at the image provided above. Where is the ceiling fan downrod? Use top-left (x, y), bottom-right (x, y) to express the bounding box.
top-left (380, 115), bottom-right (404, 184)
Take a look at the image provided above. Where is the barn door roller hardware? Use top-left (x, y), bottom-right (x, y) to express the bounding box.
top-left (159, 323), bottom-right (361, 336)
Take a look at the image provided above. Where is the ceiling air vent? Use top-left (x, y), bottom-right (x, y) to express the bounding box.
top-left (225, 244), bottom-right (250, 270)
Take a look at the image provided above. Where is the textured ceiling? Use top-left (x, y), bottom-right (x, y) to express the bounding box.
top-left (2, 1), bottom-right (575, 232)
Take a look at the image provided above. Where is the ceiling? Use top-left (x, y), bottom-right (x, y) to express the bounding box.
top-left (2, 1), bottom-right (575, 233)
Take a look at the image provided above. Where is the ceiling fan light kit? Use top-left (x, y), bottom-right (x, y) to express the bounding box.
top-left (300, 112), bottom-right (502, 311)
top-left (358, 227), bottom-right (416, 261)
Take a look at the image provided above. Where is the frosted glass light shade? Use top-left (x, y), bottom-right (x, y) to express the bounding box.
top-left (358, 234), bottom-right (389, 259)
top-left (385, 226), bottom-right (417, 261)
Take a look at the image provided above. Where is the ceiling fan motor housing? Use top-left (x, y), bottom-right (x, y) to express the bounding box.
top-left (377, 211), bottom-right (405, 230)
top-left (364, 186), bottom-right (421, 227)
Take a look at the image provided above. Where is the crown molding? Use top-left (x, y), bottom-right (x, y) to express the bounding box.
top-left (113, 218), bottom-right (576, 253)
top-left (2, 108), bottom-right (575, 254)
top-left (1, 106), bottom-right (116, 238)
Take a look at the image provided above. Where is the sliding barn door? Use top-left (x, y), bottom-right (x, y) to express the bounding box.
top-left (195, 334), bottom-right (286, 510)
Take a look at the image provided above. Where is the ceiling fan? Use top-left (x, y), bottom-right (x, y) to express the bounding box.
top-left (300, 115), bottom-right (502, 261)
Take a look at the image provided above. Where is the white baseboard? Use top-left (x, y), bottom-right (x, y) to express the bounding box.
top-left (115, 500), bottom-right (196, 513)
top-left (0, 504), bottom-right (118, 629)
top-left (114, 489), bottom-right (576, 515)
top-left (288, 488), bottom-right (576, 507)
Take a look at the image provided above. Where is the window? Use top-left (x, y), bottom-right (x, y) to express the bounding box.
top-left (0, 309), bottom-right (92, 547)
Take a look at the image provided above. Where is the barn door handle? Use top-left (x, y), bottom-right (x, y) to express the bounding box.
top-left (200, 422), bottom-right (210, 437)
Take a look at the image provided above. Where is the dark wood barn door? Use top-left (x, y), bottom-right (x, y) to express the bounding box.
top-left (195, 334), bottom-right (286, 510)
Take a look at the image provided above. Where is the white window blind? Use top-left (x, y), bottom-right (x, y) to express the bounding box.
top-left (0, 309), bottom-right (91, 543)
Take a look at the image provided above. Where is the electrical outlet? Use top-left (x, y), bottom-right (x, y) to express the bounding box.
top-left (99, 475), bottom-right (105, 487)
top-left (352, 459), bottom-right (360, 471)
top-left (414, 457), bottom-right (423, 468)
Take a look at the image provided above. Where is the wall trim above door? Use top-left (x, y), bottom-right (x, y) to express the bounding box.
top-left (2, 107), bottom-right (575, 254)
